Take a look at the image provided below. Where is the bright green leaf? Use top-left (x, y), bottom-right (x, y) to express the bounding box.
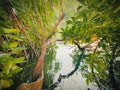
top-left (10, 42), bottom-right (18, 49)
top-left (13, 57), bottom-right (25, 64)
top-left (3, 29), bottom-right (19, 34)
top-left (6, 34), bottom-right (23, 41)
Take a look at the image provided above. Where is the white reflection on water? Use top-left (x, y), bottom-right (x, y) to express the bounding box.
top-left (54, 43), bottom-right (99, 90)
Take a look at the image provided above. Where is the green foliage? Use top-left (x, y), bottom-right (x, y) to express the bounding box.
top-left (3, 29), bottom-right (19, 34)
top-left (10, 0), bottom-right (62, 47)
top-left (0, 0), bottom-right (62, 89)
top-left (61, 0), bottom-right (120, 89)
top-left (0, 29), bottom-right (25, 89)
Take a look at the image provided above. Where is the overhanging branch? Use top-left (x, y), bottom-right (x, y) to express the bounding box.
top-left (47, 39), bottom-right (63, 46)
top-left (45, 13), bottom-right (65, 41)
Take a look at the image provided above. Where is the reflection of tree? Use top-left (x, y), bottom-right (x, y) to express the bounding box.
top-left (49, 42), bottom-right (85, 90)
top-left (43, 44), bottom-right (60, 90)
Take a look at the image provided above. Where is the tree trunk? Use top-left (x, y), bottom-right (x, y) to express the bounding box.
top-left (16, 13), bottom-right (65, 90)
top-left (16, 41), bottom-right (46, 90)
top-left (16, 71), bottom-right (44, 90)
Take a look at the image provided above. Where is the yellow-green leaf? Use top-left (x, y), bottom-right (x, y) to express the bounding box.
top-left (10, 42), bottom-right (18, 49)
top-left (4, 29), bottom-right (19, 34)
top-left (114, 6), bottom-right (120, 13)
top-left (1, 79), bottom-right (11, 88)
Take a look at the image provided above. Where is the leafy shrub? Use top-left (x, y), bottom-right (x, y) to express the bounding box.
top-left (0, 29), bottom-right (25, 89)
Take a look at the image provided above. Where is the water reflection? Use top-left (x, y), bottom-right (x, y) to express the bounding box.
top-left (53, 43), bottom-right (98, 90)
top-left (43, 44), bottom-right (60, 90)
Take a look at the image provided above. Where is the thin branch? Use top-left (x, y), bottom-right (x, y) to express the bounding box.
top-left (47, 39), bottom-right (63, 46)
top-left (23, 48), bottom-right (28, 63)
top-left (6, 1), bottom-right (39, 58)
top-left (93, 37), bottom-right (105, 53)
top-left (73, 40), bottom-right (85, 51)
top-left (32, 0), bottom-right (46, 34)
top-left (45, 13), bottom-right (65, 41)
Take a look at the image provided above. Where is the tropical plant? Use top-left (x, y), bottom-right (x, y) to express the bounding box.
top-left (0, 2), bottom-right (26, 89)
top-left (61, 0), bottom-right (120, 89)
top-left (0, 28), bottom-right (25, 89)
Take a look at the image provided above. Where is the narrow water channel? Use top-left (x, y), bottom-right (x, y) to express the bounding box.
top-left (53, 43), bottom-right (99, 90)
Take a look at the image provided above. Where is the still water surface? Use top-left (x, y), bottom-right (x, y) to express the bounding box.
top-left (53, 43), bottom-right (99, 90)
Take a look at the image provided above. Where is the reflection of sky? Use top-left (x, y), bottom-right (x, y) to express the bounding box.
top-left (54, 43), bottom-right (99, 90)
